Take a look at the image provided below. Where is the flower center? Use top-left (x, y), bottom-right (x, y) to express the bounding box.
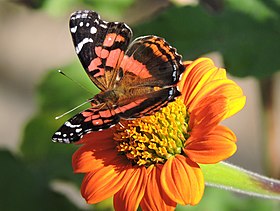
top-left (113, 98), bottom-right (190, 167)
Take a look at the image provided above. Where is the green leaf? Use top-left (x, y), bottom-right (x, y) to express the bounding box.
top-left (37, 61), bottom-right (96, 113)
top-left (20, 61), bottom-right (94, 184)
top-left (201, 162), bottom-right (280, 200)
top-left (134, 1), bottom-right (280, 78)
top-left (0, 150), bottom-right (82, 210)
top-left (20, 112), bottom-right (83, 181)
top-left (226, 0), bottom-right (278, 21)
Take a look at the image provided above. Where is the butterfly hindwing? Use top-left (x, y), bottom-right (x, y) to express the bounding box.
top-left (114, 35), bottom-right (185, 118)
top-left (69, 10), bottom-right (133, 90)
top-left (52, 104), bottom-right (120, 143)
top-left (119, 35), bottom-right (185, 87)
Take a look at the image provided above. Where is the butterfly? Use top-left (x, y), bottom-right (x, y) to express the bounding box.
top-left (52, 10), bottom-right (185, 143)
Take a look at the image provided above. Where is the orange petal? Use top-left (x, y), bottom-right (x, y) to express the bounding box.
top-left (140, 165), bottom-right (176, 211)
top-left (160, 155), bottom-right (204, 205)
top-left (178, 58), bottom-right (245, 120)
top-left (185, 125), bottom-right (237, 164)
top-left (189, 95), bottom-right (228, 136)
top-left (81, 164), bottom-right (132, 204)
top-left (72, 135), bottom-right (128, 173)
top-left (188, 79), bottom-right (246, 119)
top-left (75, 128), bottom-right (115, 144)
top-left (114, 166), bottom-right (148, 211)
top-left (223, 89), bottom-right (246, 120)
top-left (179, 58), bottom-right (226, 107)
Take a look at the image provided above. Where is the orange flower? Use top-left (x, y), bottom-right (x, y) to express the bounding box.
top-left (72, 58), bottom-right (246, 210)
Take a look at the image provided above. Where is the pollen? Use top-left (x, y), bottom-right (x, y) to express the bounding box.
top-left (114, 99), bottom-right (190, 167)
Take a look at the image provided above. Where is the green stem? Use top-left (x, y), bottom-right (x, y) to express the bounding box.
top-left (201, 162), bottom-right (280, 200)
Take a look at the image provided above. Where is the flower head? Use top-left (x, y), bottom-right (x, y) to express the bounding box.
top-left (72, 58), bottom-right (246, 211)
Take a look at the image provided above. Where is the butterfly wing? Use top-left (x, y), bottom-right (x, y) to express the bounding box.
top-left (52, 104), bottom-right (120, 143)
top-left (115, 87), bottom-right (180, 119)
top-left (120, 36), bottom-right (185, 87)
top-left (69, 10), bottom-right (132, 91)
top-left (115, 35), bottom-right (185, 118)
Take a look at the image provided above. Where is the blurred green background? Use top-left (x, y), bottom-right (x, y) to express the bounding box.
top-left (1, 0), bottom-right (280, 210)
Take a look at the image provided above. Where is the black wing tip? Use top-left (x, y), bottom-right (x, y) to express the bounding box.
top-left (51, 134), bottom-right (76, 144)
top-left (70, 10), bottom-right (99, 19)
top-left (51, 125), bottom-right (84, 143)
top-left (51, 120), bottom-right (84, 144)
top-left (69, 10), bottom-right (100, 28)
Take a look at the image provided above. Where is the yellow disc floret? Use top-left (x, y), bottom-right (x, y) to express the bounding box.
top-left (114, 99), bottom-right (190, 167)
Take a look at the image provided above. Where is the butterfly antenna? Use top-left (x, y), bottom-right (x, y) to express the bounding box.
top-left (55, 100), bottom-right (91, 120)
top-left (57, 70), bottom-right (92, 94)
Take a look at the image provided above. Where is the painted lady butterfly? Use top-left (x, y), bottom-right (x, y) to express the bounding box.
top-left (52, 10), bottom-right (185, 143)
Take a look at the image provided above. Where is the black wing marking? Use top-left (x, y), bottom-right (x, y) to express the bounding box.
top-left (52, 104), bottom-right (120, 143)
top-left (119, 35), bottom-right (185, 88)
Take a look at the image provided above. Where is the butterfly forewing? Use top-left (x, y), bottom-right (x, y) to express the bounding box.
top-left (69, 10), bottom-right (132, 90)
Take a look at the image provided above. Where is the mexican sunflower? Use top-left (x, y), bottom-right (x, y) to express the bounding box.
top-left (72, 57), bottom-right (246, 210)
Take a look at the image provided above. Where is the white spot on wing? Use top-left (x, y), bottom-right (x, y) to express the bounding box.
top-left (169, 89), bottom-right (173, 96)
top-left (81, 13), bottom-right (88, 18)
top-left (179, 73), bottom-right (183, 81)
top-left (90, 26), bottom-right (97, 34)
top-left (100, 23), bottom-right (107, 28)
top-left (124, 23), bottom-right (130, 29)
top-left (64, 139), bottom-right (70, 144)
top-left (70, 26), bottom-right (77, 33)
top-left (79, 22), bottom-right (84, 27)
top-left (75, 38), bottom-right (94, 54)
top-left (65, 121), bottom-right (81, 128)
top-left (86, 22), bottom-right (90, 27)
top-left (176, 85), bottom-right (181, 92)
top-left (172, 71), bottom-right (177, 81)
top-left (76, 128), bottom-right (82, 133)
